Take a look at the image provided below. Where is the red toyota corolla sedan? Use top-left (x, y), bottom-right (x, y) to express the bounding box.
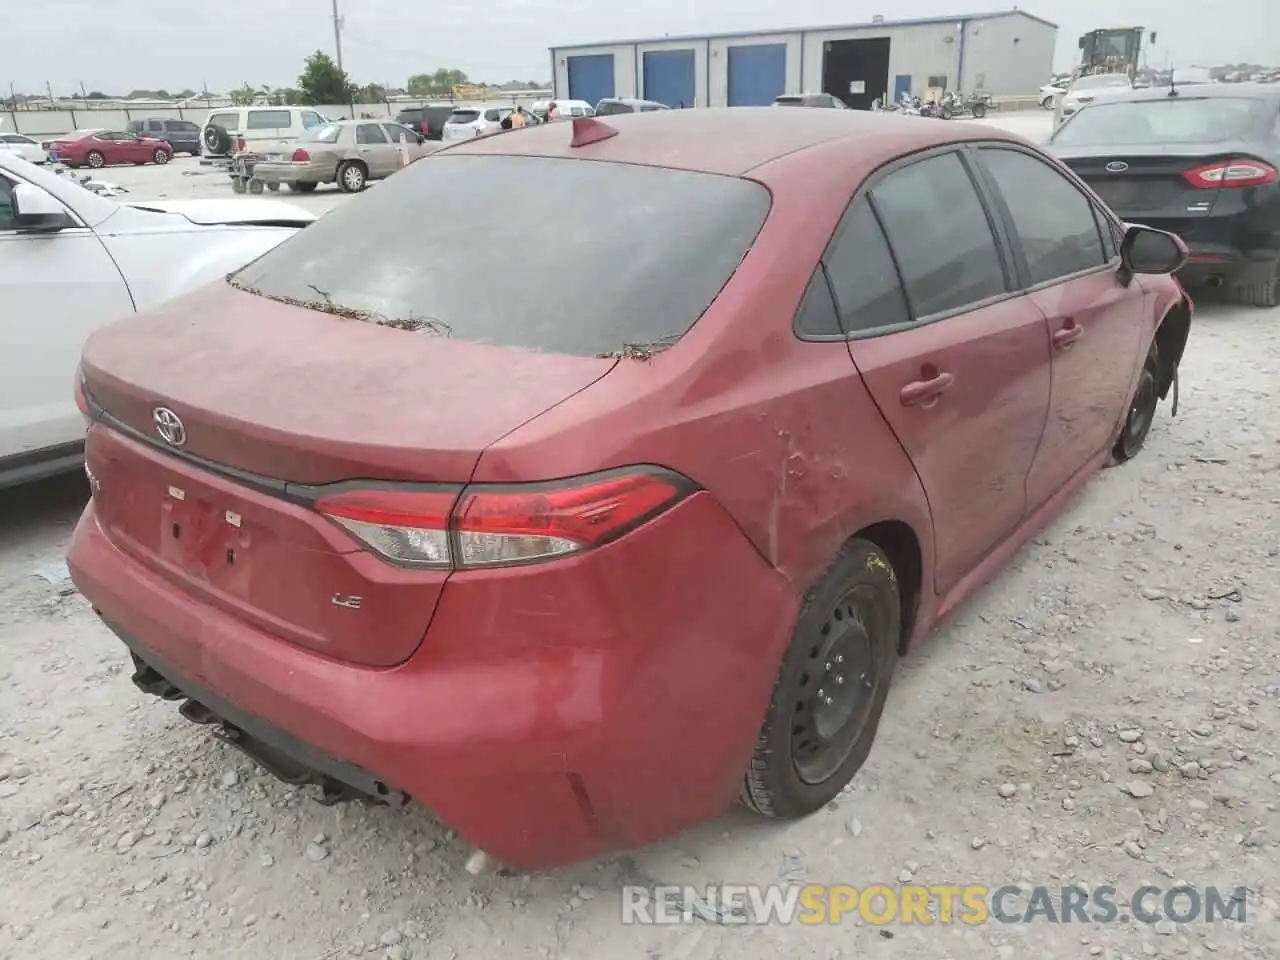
top-left (48, 128), bottom-right (174, 168)
top-left (67, 108), bottom-right (1192, 870)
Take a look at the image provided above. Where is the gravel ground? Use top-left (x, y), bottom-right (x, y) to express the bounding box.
top-left (5, 111), bottom-right (1279, 960)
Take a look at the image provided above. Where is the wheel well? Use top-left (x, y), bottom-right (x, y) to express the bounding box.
top-left (855, 521), bottom-right (922, 655)
top-left (1154, 299), bottom-right (1191, 400)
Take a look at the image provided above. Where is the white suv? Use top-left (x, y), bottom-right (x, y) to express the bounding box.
top-left (442, 106), bottom-right (514, 141)
top-left (201, 106), bottom-right (332, 158)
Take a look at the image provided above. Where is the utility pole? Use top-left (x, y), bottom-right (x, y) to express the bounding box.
top-left (331, 0), bottom-right (344, 73)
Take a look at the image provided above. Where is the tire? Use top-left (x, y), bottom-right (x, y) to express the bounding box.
top-left (742, 539), bottom-right (900, 819)
top-left (266, 182), bottom-right (280, 192)
top-left (1111, 341), bottom-right (1160, 464)
top-left (1229, 263), bottom-right (1280, 308)
top-left (231, 177), bottom-right (248, 194)
top-left (1040, 96), bottom-right (1054, 110)
top-left (203, 124), bottom-right (231, 156)
top-left (153, 149), bottom-right (169, 165)
top-left (337, 160), bottom-right (367, 193)
top-left (940, 105), bottom-right (953, 120)
top-left (971, 102), bottom-right (987, 119)
top-left (86, 151), bottom-right (105, 169)
top-left (288, 181), bottom-right (318, 193)
top-left (248, 178), bottom-right (265, 195)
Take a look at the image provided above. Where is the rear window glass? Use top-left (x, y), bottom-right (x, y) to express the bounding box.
top-left (230, 155), bottom-right (771, 357)
top-left (449, 110), bottom-right (480, 123)
top-left (301, 123), bottom-right (343, 144)
top-left (207, 113), bottom-right (237, 130)
top-left (773, 97), bottom-right (803, 107)
top-left (1052, 97), bottom-right (1264, 146)
top-left (246, 109), bottom-right (293, 130)
top-left (594, 101), bottom-right (633, 116)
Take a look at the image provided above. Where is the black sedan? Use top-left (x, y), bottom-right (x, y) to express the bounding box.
top-left (1048, 82), bottom-right (1280, 307)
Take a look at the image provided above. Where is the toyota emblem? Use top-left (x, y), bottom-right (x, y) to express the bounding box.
top-left (1105, 161), bottom-right (1129, 173)
top-left (153, 407), bottom-right (187, 447)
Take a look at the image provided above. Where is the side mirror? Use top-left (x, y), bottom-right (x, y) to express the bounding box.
top-left (12, 183), bottom-right (72, 233)
top-left (1120, 223), bottom-right (1187, 275)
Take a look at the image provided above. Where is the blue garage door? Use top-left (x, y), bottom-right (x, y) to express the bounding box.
top-left (567, 54), bottom-right (616, 107)
top-left (643, 49), bottom-right (696, 108)
top-left (727, 44), bottom-right (787, 106)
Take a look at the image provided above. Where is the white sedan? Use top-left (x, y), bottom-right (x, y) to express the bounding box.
top-left (0, 150), bottom-right (317, 489)
top-left (0, 133), bottom-right (48, 164)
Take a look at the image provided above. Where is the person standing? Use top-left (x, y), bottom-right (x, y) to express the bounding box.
top-left (510, 105), bottom-right (527, 128)
top-left (546, 101), bottom-right (561, 122)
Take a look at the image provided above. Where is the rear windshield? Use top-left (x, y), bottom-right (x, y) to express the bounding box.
top-left (449, 110), bottom-right (480, 123)
top-left (1071, 75), bottom-right (1131, 92)
top-left (230, 155), bottom-right (771, 357)
top-left (300, 123), bottom-right (343, 144)
top-left (773, 97), bottom-right (804, 107)
top-left (594, 101), bottom-right (634, 116)
top-left (1052, 97), bottom-right (1264, 146)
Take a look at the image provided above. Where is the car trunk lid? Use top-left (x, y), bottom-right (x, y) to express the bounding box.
top-left (1058, 143), bottom-right (1248, 220)
top-left (80, 283), bottom-right (616, 667)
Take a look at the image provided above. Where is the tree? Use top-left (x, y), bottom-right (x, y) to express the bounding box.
top-left (407, 68), bottom-right (468, 98)
top-left (229, 82), bottom-right (259, 106)
top-left (298, 50), bottom-right (356, 105)
top-left (360, 83), bottom-right (387, 103)
top-left (176, 89), bottom-right (197, 99)
top-left (86, 91), bottom-right (107, 100)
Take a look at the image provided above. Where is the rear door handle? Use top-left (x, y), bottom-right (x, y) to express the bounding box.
top-left (1053, 322), bottom-right (1084, 348)
top-left (899, 372), bottom-right (955, 407)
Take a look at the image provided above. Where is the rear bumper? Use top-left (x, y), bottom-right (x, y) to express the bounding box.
top-left (252, 161), bottom-right (331, 185)
top-left (68, 492), bottom-right (797, 869)
top-left (1177, 245), bottom-right (1278, 288)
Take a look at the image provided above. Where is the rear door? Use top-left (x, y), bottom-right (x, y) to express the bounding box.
top-left (974, 145), bottom-right (1145, 506)
top-left (245, 108), bottom-right (294, 155)
top-left (838, 150), bottom-right (1051, 598)
top-left (354, 123), bottom-right (395, 177)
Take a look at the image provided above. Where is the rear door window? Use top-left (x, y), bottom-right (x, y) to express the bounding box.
top-left (356, 124), bottom-right (388, 144)
top-left (231, 155), bottom-right (771, 357)
top-left (208, 112), bottom-right (238, 131)
top-left (869, 152), bottom-right (1007, 318)
top-left (821, 197), bottom-right (911, 335)
top-left (978, 147), bottom-right (1107, 286)
top-left (382, 123), bottom-right (416, 142)
top-left (246, 109), bottom-right (293, 130)
top-left (147, 120), bottom-right (164, 133)
top-left (484, 109), bottom-right (501, 122)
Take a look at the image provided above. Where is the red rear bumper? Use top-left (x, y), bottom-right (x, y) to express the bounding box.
top-left (68, 491), bottom-right (797, 869)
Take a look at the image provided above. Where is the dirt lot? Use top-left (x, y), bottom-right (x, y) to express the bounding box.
top-left (4, 112), bottom-right (1279, 960)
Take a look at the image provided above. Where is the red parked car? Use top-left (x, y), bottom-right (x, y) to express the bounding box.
top-left (48, 128), bottom-right (174, 169)
top-left (68, 109), bottom-right (1192, 870)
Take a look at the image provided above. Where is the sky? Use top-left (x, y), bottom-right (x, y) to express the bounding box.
top-left (3, 0), bottom-right (1275, 95)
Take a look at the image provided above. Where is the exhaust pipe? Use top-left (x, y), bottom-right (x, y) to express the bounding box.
top-left (1205, 275), bottom-right (1224, 288)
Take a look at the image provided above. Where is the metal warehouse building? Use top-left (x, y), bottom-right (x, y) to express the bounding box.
top-left (550, 9), bottom-right (1056, 110)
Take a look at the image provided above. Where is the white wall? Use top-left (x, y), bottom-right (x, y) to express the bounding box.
top-left (708, 33), bottom-right (804, 105)
top-left (960, 14), bottom-right (1056, 96)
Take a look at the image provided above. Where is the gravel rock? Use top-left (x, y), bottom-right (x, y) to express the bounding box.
top-left (1118, 729), bottom-right (1144, 743)
top-left (998, 783), bottom-right (1017, 799)
top-left (305, 843), bottom-right (329, 862)
top-left (1124, 782), bottom-right (1155, 799)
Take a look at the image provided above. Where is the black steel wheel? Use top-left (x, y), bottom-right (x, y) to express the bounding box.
top-left (972, 101), bottom-right (987, 119)
top-left (742, 538), bottom-right (900, 818)
top-left (1111, 341), bottom-right (1160, 463)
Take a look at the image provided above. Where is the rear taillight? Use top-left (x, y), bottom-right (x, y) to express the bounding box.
top-left (291, 148), bottom-right (311, 162)
top-left (315, 468), bottom-right (694, 569)
top-left (236, 136), bottom-right (247, 153)
top-left (1183, 158), bottom-right (1278, 189)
